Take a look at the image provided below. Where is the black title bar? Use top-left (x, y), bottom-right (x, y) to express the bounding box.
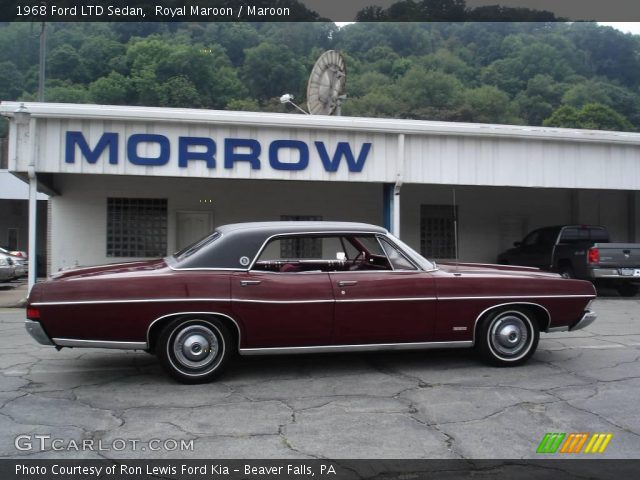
top-left (3, 459), bottom-right (640, 480)
top-left (2, 0), bottom-right (640, 22)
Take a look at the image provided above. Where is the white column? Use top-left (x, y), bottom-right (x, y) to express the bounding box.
top-left (393, 134), bottom-right (405, 237)
top-left (28, 168), bottom-right (37, 292)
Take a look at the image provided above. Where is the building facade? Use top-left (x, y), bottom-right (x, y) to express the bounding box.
top-left (1, 102), bottom-right (639, 275)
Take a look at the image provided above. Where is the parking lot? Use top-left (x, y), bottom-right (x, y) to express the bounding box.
top-left (0, 296), bottom-right (639, 460)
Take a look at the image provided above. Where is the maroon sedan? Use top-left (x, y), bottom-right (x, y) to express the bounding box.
top-left (25, 222), bottom-right (597, 383)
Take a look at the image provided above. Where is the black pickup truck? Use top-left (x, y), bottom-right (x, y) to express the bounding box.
top-left (497, 225), bottom-right (640, 296)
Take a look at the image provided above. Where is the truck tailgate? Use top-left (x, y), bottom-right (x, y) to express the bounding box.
top-left (594, 243), bottom-right (640, 273)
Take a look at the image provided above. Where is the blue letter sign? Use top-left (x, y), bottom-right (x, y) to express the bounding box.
top-left (64, 132), bottom-right (372, 173)
top-left (315, 141), bottom-right (371, 173)
top-left (127, 134), bottom-right (170, 166)
top-left (269, 140), bottom-right (309, 171)
top-left (65, 131), bottom-right (118, 164)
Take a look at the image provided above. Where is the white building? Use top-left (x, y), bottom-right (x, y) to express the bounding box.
top-left (1, 102), bottom-right (639, 278)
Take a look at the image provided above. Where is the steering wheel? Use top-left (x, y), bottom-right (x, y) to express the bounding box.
top-left (349, 251), bottom-right (367, 271)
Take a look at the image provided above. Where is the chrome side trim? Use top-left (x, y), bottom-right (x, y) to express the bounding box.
top-left (52, 338), bottom-right (147, 350)
top-left (25, 320), bottom-right (54, 346)
top-left (31, 294), bottom-right (591, 307)
top-left (441, 294), bottom-right (595, 301)
top-left (234, 299), bottom-right (334, 304)
top-left (31, 298), bottom-right (230, 306)
top-left (472, 301), bottom-right (552, 344)
top-left (168, 266), bottom-right (246, 272)
top-left (335, 297), bottom-right (437, 303)
top-left (237, 297), bottom-right (438, 304)
top-left (569, 310), bottom-right (597, 331)
top-left (145, 311), bottom-right (243, 352)
top-left (239, 340), bottom-right (473, 356)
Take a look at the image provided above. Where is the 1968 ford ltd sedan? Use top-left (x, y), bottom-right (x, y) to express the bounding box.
top-left (25, 222), bottom-right (597, 383)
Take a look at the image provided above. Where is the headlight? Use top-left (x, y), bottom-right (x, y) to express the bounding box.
top-left (0, 258), bottom-right (8, 266)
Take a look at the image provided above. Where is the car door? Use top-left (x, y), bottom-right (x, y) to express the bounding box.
top-left (232, 271), bottom-right (334, 349)
top-left (330, 235), bottom-right (437, 345)
top-left (511, 228), bottom-right (556, 269)
top-left (231, 234), bottom-right (336, 349)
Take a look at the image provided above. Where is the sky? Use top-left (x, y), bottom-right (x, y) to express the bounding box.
top-left (336, 22), bottom-right (640, 36)
top-left (599, 23), bottom-right (640, 35)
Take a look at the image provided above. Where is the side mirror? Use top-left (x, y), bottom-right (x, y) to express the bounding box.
top-left (514, 241), bottom-right (522, 247)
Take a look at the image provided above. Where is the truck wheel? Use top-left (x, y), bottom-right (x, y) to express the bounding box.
top-left (617, 283), bottom-right (639, 297)
top-left (476, 308), bottom-right (539, 367)
top-left (156, 317), bottom-right (231, 384)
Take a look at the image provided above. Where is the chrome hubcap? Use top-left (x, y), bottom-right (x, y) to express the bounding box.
top-left (173, 325), bottom-right (219, 370)
top-left (491, 314), bottom-right (529, 357)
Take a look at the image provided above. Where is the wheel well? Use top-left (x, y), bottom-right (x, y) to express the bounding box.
top-left (147, 312), bottom-right (241, 353)
top-left (473, 303), bottom-right (550, 343)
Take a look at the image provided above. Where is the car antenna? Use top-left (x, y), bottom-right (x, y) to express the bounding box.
top-left (453, 188), bottom-right (459, 271)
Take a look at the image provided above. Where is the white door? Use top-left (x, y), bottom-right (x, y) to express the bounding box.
top-left (176, 211), bottom-right (213, 251)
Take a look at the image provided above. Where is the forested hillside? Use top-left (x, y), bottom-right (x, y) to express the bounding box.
top-left (1, 21), bottom-right (639, 132)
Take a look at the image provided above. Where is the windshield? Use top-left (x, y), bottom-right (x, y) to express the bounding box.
top-left (172, 232), bottom-right (221, 262)
top-left (385, 233), bottom-right (435, 271)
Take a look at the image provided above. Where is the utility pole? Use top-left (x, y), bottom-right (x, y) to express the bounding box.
top-left (38, 20), bottom-right (46, 101)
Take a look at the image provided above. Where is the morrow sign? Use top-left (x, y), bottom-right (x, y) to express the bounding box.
top-left (64, 132), bottom-right (372, 172)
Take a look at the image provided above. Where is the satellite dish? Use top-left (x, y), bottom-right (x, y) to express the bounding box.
top-left (307, 50), bottom-right (347, 116)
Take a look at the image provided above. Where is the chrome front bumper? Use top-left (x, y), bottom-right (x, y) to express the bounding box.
top-left (569, 310), bottom-right (597, 332)
top-left (25, 320), bottom-right (54, 346)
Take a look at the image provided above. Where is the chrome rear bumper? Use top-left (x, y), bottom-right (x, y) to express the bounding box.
top-left (25, 320), bottom-right (54, 346)
top-left (569, 310), bottom-right (597, 331)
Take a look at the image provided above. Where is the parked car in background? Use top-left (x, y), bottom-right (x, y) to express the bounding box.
top-left (0, 252), bottom-right (16, 282)
top-left (498, 225), bottom-right (640, 297)
top-left (2, 247), bottom-right (27, 259)
top-left (0, 247), bottom-right (28, 279)
top-left (25, 222), bottom-right (596, 383)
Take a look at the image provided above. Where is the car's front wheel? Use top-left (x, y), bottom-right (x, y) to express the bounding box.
top-left (156, 317), bottom-right (231, 383)
top-left (476, 308), bottom-right (539, 366)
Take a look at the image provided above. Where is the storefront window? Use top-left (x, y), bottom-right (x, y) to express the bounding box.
top-left (420, 204), bottom-right (458, 259)
top-left (107, 198), bottom-right (167, 257)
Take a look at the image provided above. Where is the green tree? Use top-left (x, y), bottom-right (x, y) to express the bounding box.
top-left (0, 61), bottom-right (24, 100)
top-left (544, 103), bottom-right (634, 131)
top-left (48, 44), bottom-right (88, 83)
top-left (460, 85), bottom-right (518, 124)
top-left (241, 43), bottom-right (306, 102)
top-left (89, 72), bottom-right (131, 104)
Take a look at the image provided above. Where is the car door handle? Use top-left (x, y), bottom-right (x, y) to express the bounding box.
top-left (337, 280), bottom-right (358, 287)
top-left (240, 280), bottom-right (262, 286)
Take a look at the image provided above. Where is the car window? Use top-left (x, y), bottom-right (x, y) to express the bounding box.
top-left (173, 232), bottom-right (221, 261)
top-left (351, 235), bottom-right (385, 256)
top-left (522, 230), bottom-right (540, 247)
top-left (379, 238), bottom-right (418, 270)
top-left (589, 228), bottom-right (609, 242)
top-left (252, 234), bottom-right (396, 273)
top-left (258, 236), bottom-right (344, 261)
top-left (559, 227), bottom-right (589, 243)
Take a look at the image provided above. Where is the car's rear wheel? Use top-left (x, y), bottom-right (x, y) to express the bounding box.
top-left (477, 308), bottom-right (539, 366)
top-left (156, 317), bottom-right (231, 383)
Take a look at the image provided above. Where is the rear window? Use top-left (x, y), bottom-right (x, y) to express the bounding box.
top-left (589, 228), bottom-right (609, 242)
top-left (559, 227), bottom-right (609, 243)
top-left (173, 232), bottom-right (221, 261)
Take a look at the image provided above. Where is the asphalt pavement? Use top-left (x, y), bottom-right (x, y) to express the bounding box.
top-left (0, 298), bottom-right (639, 460)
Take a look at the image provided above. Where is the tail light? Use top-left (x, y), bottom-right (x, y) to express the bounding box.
top-left (26, 307), bottom-right (41, 320)
top-left (588, 247), bottom-right (600, 264)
